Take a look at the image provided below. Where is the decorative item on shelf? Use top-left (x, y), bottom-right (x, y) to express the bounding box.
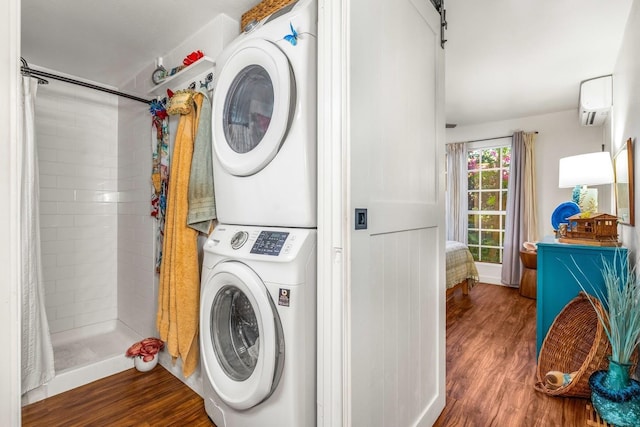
top-left (558, 151), bottom-right (615, 214)
top-left (151, 57), bottom-right (167, 85)
top-left (551, 201), bottom-right (581, 234)
top-left (559, 212), bottom-right (619, 246)
top-left (152, 66), bottom-right (167, 85)
top-left (183, 50), bottom-right (204, 66)
top-left (126, 337), bottom-right (164, 372)
top-left (573, 253), bottom-right (640, 426)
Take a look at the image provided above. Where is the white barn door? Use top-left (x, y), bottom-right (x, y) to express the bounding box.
top-left (347, 0), bottom-right (445, 425)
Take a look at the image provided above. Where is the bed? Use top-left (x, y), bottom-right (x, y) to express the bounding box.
top-left (446, 240), bottom-right (479, 297)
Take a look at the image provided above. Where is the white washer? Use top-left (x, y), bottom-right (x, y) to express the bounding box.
top-left (211, 0), bottom-right (317, 228)
top-left (200, 224), bottom-right (316, 427)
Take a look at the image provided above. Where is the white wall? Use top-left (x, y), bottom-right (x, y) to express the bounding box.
top-left (611, 0), bottom-right (640, 253)
top-left (446, 109), bottom-right (608, 283)
top-left (36, 76), bottom-right (119, 333)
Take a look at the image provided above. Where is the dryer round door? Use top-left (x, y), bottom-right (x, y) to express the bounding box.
top-left (200, 260), bottom-right (285, 410)
top-left (212, 38), bottom-right (295, 177)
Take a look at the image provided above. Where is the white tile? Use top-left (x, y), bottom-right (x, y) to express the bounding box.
top-left (42, 265), bottom-right (75, 281)
top-left (40, 214), bottom-right (74, 228)
top-left (76, 286), bottom-right (114, 303)
top-left (49, 317), bottom-right (75, 334)
top-left (41, 253), bottom-right (57, 269)
top-left (39, 201), bottom-right (58, 215)
top-left (40, 228), bottom-right (58, 242)
top-left (45, 290), bottom-right (75, 308)
top-left (39, 175), bottom-right (58, 188)
top-left (75, 308), bottom-right (118, 328)
top-left (40, 188), bottom-right (75, 202)
top-left (37, 147), bottom-right (58, 162)
top-left (41, 239), bottom-right (75, 254)
top-left (73, 214), bottom-right (116, 228)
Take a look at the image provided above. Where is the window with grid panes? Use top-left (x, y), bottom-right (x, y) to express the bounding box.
top-left (467, 146), bottom-right (511, 263)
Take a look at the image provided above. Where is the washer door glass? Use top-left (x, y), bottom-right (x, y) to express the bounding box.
top-left (223, 65), bottom-right (274, 155)
top-left (212, 285), bottom-right (261, 381)
top-left (199, 262), bottom-right (285, 410)
top-left (213, 38), bottom-right (295, 177)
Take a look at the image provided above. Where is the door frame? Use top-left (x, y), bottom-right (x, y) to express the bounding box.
top-left (317, 0), bottom-right (350, 425)
top-left (1, 0), bottom-right (22, 424)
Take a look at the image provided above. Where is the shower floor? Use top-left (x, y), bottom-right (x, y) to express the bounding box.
top-left (22, 320), bottom-right (142, 405)
top-left (52, 320), bottom-right (140, 372)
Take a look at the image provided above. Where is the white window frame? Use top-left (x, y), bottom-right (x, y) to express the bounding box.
top-left (466, 138), bottom-right (511, 265)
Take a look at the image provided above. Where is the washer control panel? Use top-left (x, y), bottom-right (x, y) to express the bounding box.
top-left (230, 231), bottom-right (249, 249)
top-left (204, 224), bottom-right (313, 261)
top-left (250, 231), bottom-right (289, 256)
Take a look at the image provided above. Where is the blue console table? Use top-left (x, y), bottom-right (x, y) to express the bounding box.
top-left (536, 242), bottom-right (626, 357)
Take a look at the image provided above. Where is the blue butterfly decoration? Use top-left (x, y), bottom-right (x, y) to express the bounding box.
top-left (284, 22), bottom-right (298, 46)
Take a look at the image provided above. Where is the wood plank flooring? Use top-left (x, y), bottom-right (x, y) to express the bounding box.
top-left (23, 283), bottom-right (588, 426)
top-left (434, 283), bottom-right (587, 426)
top-left (22, 366), bottom-right (214, 427)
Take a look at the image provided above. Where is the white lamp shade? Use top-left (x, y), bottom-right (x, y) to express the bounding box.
top-left (558, 151), bottom-right (614, 188)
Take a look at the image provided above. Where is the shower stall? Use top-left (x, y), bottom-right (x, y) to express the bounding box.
top-left (21, 66), bottom-right (157, 404)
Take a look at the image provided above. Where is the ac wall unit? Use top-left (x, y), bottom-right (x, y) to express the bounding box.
top-left (578, 75), bottom-right (612, 126)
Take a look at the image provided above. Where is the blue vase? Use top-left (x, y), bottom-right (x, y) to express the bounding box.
top-left (590, 359), bottom-right (640, 427)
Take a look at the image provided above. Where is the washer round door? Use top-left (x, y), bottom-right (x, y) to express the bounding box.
top-left (200, 260), bottom-right (285, 410)
top-left (212, 38), bottom-right (296, 177)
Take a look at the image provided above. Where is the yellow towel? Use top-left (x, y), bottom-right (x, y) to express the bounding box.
top-left (157, 92), bottom-right (204, 377)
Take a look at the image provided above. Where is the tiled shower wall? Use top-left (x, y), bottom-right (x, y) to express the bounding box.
top-left (116, 97), bottom-right (157, 338)
top-left (36, 79), bottom-right (119, 334)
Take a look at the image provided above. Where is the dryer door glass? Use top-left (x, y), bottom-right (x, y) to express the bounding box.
top-left (211, 285), bottom-right (260, 381)
top-left (223, 65), bottom-right (274, 154)
top-left (212, 39), bottom-right (294, 177)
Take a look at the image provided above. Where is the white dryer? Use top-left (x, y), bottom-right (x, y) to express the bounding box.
top-left (211, 0), bottom-right (317, 228)
top-left (200, 224), bottom-right (316, 427)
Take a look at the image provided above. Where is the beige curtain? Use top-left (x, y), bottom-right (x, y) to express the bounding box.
top-left (445, 142), bottom-right (468, 242)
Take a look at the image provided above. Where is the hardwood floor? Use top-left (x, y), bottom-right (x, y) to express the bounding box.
top-left (23, 283), bottom-right (589, 426)
top-left (434, 283), bottom-right (588, 426)
top-left (22, 366), bottom-right (214, 427)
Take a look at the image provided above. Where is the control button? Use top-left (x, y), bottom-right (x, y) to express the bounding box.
top-left (230, 231), bottom-right (249, 250)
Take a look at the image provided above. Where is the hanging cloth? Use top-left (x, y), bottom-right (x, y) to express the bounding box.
top-left (151, 113), bottom-right (170, 272)
top-left (186, 91), bottom-right (216, 234)
top-left (20, 76), bottom-right (55, 392)
top-left (157, 91), bottom-right (204, 377)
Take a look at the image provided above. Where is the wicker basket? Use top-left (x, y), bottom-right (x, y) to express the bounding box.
top-left (535, 292), bottom-right (628, 398)
top-left (241, 0), bottom-right (296, 30)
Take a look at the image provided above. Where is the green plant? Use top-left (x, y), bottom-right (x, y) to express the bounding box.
top-left (567, 253), bottom-right (640, 364)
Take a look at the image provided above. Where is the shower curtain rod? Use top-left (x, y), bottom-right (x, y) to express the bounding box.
top-left (466, 131), bottom-right (539, 144)
top-left (20, 58), bottom-right (152, 105)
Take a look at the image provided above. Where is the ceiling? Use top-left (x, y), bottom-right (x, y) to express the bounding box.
top-left (22, 0), bottom-right (634, 126)
top-left (21, 0), bottom-right (258, 87)
top-left (445, 0), bottom-right (633, 126)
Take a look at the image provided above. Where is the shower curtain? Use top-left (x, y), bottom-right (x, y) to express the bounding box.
top-left (20, 76), bottom-right (55, 393)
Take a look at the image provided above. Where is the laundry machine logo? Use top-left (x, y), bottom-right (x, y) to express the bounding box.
top-left (278, 288), bottom-right (291, 307)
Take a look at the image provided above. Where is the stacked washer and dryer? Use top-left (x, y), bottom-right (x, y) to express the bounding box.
top-left (199, 1), bottom-right (317, 426)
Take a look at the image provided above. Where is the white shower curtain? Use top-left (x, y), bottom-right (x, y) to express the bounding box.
top-left (20, 76), bottom-right (55, 393)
